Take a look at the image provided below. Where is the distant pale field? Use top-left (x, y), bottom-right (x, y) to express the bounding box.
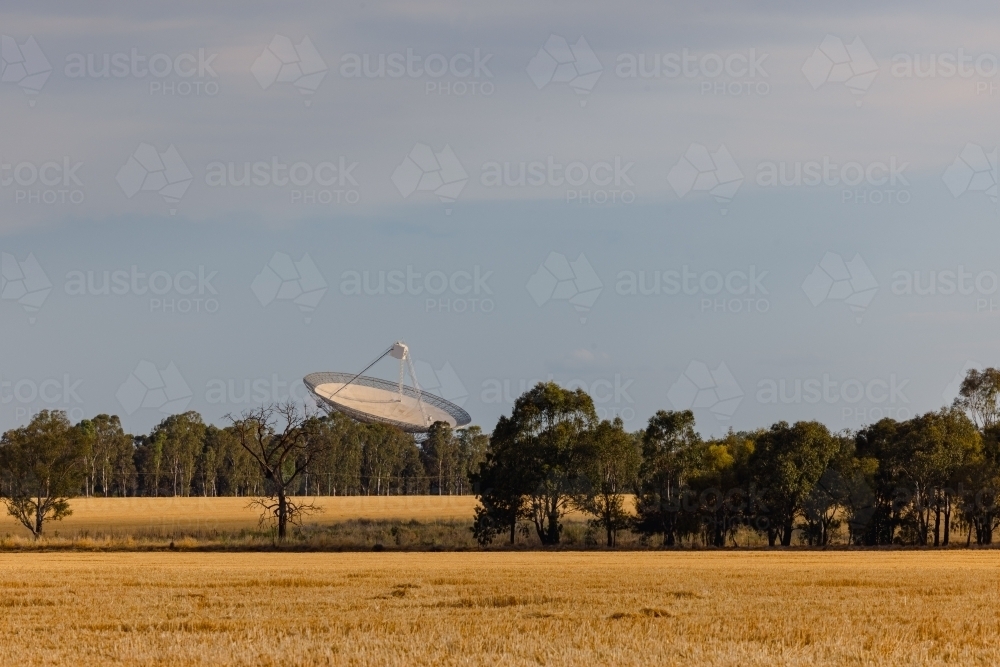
top-left (1, 496), bottom-right (484, 536)
top-left (0, 551), bottom-right (997, 666)
top-left (0, 496), bottom-right (604, 537)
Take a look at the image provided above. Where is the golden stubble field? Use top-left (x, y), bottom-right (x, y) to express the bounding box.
top-left (0, 551), bottom-right (998, 666)
top-left (36, 496), bottom-right (483, 536)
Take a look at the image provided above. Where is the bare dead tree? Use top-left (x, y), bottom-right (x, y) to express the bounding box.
top-left (227, 403), bottom-right (322, 540)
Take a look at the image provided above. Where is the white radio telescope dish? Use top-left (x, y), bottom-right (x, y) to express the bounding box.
top-left (304, 341), bottom-right (471, 433)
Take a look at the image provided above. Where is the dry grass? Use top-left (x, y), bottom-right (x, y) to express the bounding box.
top-left (33, 496), bottom-right (484, 536)
top-left (0, 551), bottom-right (997, 665)
top-left (0, 496), bottom-right (603, 549)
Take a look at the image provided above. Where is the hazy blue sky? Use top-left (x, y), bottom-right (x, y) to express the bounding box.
top-left (1, 1), bottom-right (998, 436)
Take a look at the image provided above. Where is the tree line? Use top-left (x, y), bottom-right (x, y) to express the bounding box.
top-left (0, 406), bottom-right (487, 537)
top-left (471, 369), bottom-right (1000, 548)
top-left (2, 367), bottom-right (1000, 547)
top-left (2, 410), bottom-right (487, 500)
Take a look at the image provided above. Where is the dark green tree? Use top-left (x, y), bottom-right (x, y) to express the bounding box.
top-left (578, 417), bottom-right (641, 546)
top-left (470, 413), bottom-right (531, 546)
top-left (854, 418), bottom-right (907, 545)
top-left (896, 409), bottom-right (980, 546)
top-left (686, 430), bottom-right (756, 547)
top-left (633, 410), bottom-right (701, 546)
top-left (749, 421), bottom-right (839, 546)
top-left (472, 382), bottom-right (596, 546)
top-left (958, 424), bottom-right (1000, 545)
top-left (0, 411), bottom-right (88, 538)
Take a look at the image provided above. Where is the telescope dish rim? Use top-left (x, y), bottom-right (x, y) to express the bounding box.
top-left (304, 371), bottom-right (471, 434)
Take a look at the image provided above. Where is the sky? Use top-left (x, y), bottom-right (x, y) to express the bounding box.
top-left (1, 1), bottom-right (999, 437)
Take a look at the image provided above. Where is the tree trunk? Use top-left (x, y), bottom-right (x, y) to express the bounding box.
top-left (277, 491), bottom-right (287, 540)
top-left (780, 517), bottom-right (793, 546)
top-left (537, 494), bottom-right (560, 545)
top-left (916, 493), bottom-right (929, 546)
top-left (34, 497), bottom-right (43, 538)
top-left (546, 511), bottom-right (559, 545)
top-left (933, 502), bottom-right (941, 547)
top-left (943, 496), bottom-right (951, 546)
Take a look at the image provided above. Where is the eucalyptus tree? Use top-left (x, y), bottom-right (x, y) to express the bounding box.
top-left (633, 410), bottom-right (701, 546)
top-left (473, 382), bottom-right (597, 546)
top-left (0, 411), bottom-right (87, 538)
top-left (954, 368), bottom-right (1000, 430)
top-left (749, 421), bottom-right (839, 546)
top-left (579, 417), bottom-right (641, 546)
